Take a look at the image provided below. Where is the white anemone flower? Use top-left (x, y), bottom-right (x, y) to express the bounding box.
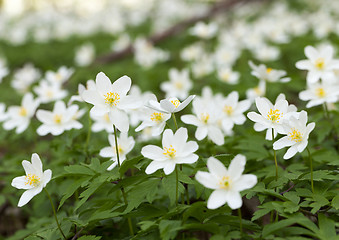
top-left (246, 80), bottom-right (266, 103)
top-left (147, 95), bottom-right (195, 114)
top-left (11, 153), bottom-right (52, 207)
top-left (160, 68), bottom-right (193, 100)
top-left (91, 112), bottom-right (114, 133)
top-left (36, 101), bottom-right (83, 136)
top-left (216, 67), bottom-right (240, 85)
top-left (68, 79), bottom-right (96, 105)
top-left (3, 93), bottom-right (40, 134)
top-left (247, 97), bottom-right (293, 140)
top-left (273, 111), bottom-right (315, 159)
top-left (82, 72), bottom-right (140, 132)
top-left (34, 80), bottom-right (68, 104)
top-left (181, 97), bottom-right (225, 146)
top-left (74, 43), bottom-right (95, 67)
top-left (99, 132), bottom-right (135, 171)
top-left (141, 127), bottom-right (199, 175)
top-left (45, 66), bottom-right (74, 85)
top-left (196, 154), bottom-right (257, 209)
top-left (11, 63), bottom-right (41, 93)
top-left (189, 21), bottom-right (218, 39)
top-left (299, 82), bottom-right (339, 108)
top-left (296, 45), bottom-right (339, 84)
top-left (249, 61), bottom-right (290, 83)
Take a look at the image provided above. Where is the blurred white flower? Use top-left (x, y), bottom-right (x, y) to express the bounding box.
top-left (90, 112), bottom-right (114, 133)
top-left (246, 80), bottom-right (266, 103)
top-left (0, 103), bottom-right (8, 122)
top-left (45, 66), bottom-right (74, 85)
top-left (34, 80), bottom-right (68, 104)
top-left (111, 34), bottom-right (131, 52)
top-left (216, 67), bottom-right (240, 85)
top-left (74, 43), bottom-right (95, 67)
top-left (249, 61), bottom-right (290, 83)
top-left (0, 59), bottom-right (9, 83)
top-left (160, 68), bottom-right (192, 100)
top-left (11, 63), bottom-right (41, 93)
top-left (189, 21), bottom-right (218, 39)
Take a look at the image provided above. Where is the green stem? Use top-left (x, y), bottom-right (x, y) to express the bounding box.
top-left (172, 113), bottom-right (178, 130)
top-left (323, 103), bottom-right (330, 120)
top-left (121, 187), bottom-right (134, 236)
top-left (113, 125), bottom-right (121, 168)
top-left (272, 128), bottom-right (278, 181)
top-left (238, 208), bottom-right (242, 234)
top-left (307, 147), bottom-right (314, 193)
top-left (175, 166), bottom-right (179, 206)
top-left (44, 188), bottom-right (67, 240)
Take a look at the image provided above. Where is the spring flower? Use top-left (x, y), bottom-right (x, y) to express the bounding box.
top-left (99, 132), bottom-right (135, 170)
top-left (36, 101), bottom-right (83, 136)
top-left (160, 68), bottom-right (193, 100)
top-left (3, 93), bottom-right (40, 134)
top-left (91, 112), bottom-right (114, 133)
top-left (181, 97), bottom-right (224, 145)
top-left (34, 80), bottom-right (68, 104)
top-left (273, 111), bottom-right (315, 159)
top-left (0, 103), bottom-right (8, 122)
top-left (216, 67), bottom-right (240, 85)
top-left (147, 95), bottom-right (195, 114)
top-left (11, 153), bottom-right (52, 207)
top-left (74, 43), bottom-right (95, 67)
top-left (189, 21), bottom-right (218, 39)
top-left (296, 45), bottom-right (339, 84)
top-left (247, 97), bottom-right (292, 140)
top-left (246, 80), bottom-right (266, 103)
top-left (141, 127), bottom-right (199, 175)
top-left (81, 72), bottom-right (139, 132)
top-left (68, 79), bottom-right (96, 105)
top-left (299, 82), bottom-right (339, 108)
top-left (45, 66), bottom-right (74, 85)
top-left (196, 154), bottom-right (257, 209)
top-left (11, 63), bottom-right (41, 93)
top-left (180, 43), bottom-right (205, 62)
top-left (249, 61), bottom-right (290, 83)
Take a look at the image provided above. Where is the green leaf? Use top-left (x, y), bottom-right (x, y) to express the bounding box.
top-left (119, 155), bottom-right (144, 175)
top-left (263, 218), bottom-right (298, 237)
top-left (309, 194), bottom-right (329, 214)
top-left (317, 214), bottom-right (336, 240)
top-left (162, 172), bottom-right (185, 206)
top-left (252, 208), bottom-right (271, 221)
top-left (283, 192), bottom-right (300, 204)
top-left (159, 220), bottom-right (181, 240)
top-left (331, 195), bottom-right (339, 210)
top-left (179, 222), bottom-right (220, 234)
top-left (300, 170), bottom-right (336, 181)
top-left (64, 165), bottom-right (95, 176)
top-left (77, 236), bottom-right (102, 240)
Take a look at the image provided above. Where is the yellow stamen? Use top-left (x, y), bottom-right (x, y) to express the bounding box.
top-left (254, 87), bottom-right (261, 95)
top-left (315, 58), bottom-right (325, 70)
top-left (315, 87), bottom-right (326, 98)
top-left (104, 92), bottom-right (120, 106)
top-left (25, 174), bottom-right (40, 187)
top-left (19, 107), bottom-right (27, 117)
top-left (114, 145), bottom-right (123, 154)
top-left (200, 113), bottom-right (210, 124)
top-left (266, 68), bottom-right (273, 73)
top-left (223, 105), bottom-right (233, 115)
top-left (175, 82), bottom-right (183, 89)
top-left (163, 145), bottom-right (176, 159)
top-left (267, 109), bottom-right (282, 123)
top-left (171, 100), bottom-right (180, 108)
top-left (150, 112), bottom-right (164, 122)
top-left (288, 128), bottom-right (303, 142)
top-left (54, 114), bottom-right (62, 124)
top-left (47, 90), bottom-right (54, 98)
top-left (219, 176), bottom-right (232, 190)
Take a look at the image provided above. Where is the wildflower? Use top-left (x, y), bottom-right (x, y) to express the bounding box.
top-left (68, 79), bottom-right (96, 105)
top-left (249, 61), bottom-right (290, 83)
top-left (81, 72), bottom-right (139, 132)
top-left (147, 95), bottom-right (195, 114)
top-left (36, 101), bottom-right (83, 136)
top-left (45, 66), bottom-right (74, 85)
top-left (0, 59), bottom-right (9, 83)
top-left (74, 43), bottom-right (95, 67)
top-left (34, 80), bottom-right (68, 104)
top-left (142, 127), bottom-right (199, 175)
top-left (216, 67), bottom-right (240, 85)
top-left (91, 113), bottom-right (114, 133)
top-left (196, 154), bottom-right (257, 209)
top-left (3, 93), bottom-right (40, 134)
top-left (100, 132), bottom-right (135, 170)
top-left (296, 45), bottom-right (339, 84)
top-left (273, 111), bottom-right (315, 159)
top-left (189, 21), bottom-right (218, 39)
top-left (0, 103), bottom-right (8, 122)
top-left (11, 63), bottom-right (41, 93)
top-left (246, 80), bottom-right (266, 103)
top-left (299, 82), bottom-right (339, 108)
top-left (160, 68), bottom-right (192, 100)
top-left (11, 153), bottom-right (52, 207)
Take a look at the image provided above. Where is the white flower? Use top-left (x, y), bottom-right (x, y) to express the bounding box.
top-left (111, 33), bottom-right (131, 52)
top-left (273, 111), bottom-right (315, 159)
top-left (147, 95), bottom-right (195, 114)
top-left (45, 66), bottom-right (74, 85)
top-left (0, 103), bottom-right (8, 122)
top-left (99, 132), bottom-right (135, 171)
top-left (246, 80), bottom-right (266, 103)
top-left (180, 43), bottom-right (205, 62)
top-left (74, 43), bottom-right (95, 67)
top-left (218, 91), bottom-right (251, 132)
top-left (191, 55), bottom-right (214, 78)
top-left (296, 45), bottom-right (339, 84)
top-left (189, 21), bottom-right (218, 39)
top-left (11, 153), bottom-right (52, 207)
top-left (247, 96), bottom-right (296, 140)
top-left (0, 60), bottom-right (9, 83)
top-left (81, 72), bottom-right (139, 132)
top-left (91, 112), bottom-right (114, 133)
top-left (68, 79), bottom-right (96, 105)
top-left (216, 67), bottom-right (240, 85)
top-left (196, 154), bottom-right (257, 209)
top-left (160, 68), bottom-right (192, 100)
top-left (299, 82), bottom-right (339, 108)
top-left (141, 127), bottom-right (199, 175)
top-left (34, 80), bottom-right (68, 104)
top-left (181, 97), bottom-right (225, 146)
top-left (36, 101), bottom-right (83, 136)
top-left (3, 93), bottom-right (40, 134)
top-left (11, 63), bottom-right (41, 93)
top-left (249, 61), bottom-right (290, 83)
top-left (252, 44), bottom-right (280, 62)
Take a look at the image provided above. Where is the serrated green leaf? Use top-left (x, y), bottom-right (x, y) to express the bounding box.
top-left (159, 220), bottom-right (181, 240)
top-left (331, 195), bottom-right (339, 210)
top-left (252, 208), bottom-right (271, 221)
top-left (317, 214), bottom-right (336, 240)
top-left (119, 155), bottom-right (144, 175)
top-left (284, 192), bottom-right (300, 204)
top-left (300, 170), bottom-right (336, 181)
top-left (64, 165), bottom-right (95, 176)
top-left (77, 236), bottom-right (102, 240)
top-left (162, 172), bottom-right (185, 206)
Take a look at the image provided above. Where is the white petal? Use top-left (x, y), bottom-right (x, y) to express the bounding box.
top-left (195, 171), bottom-right (219, 189)
top-left (81, 90), bottom-right (104, 106)
top-left (207, 126), bottom-right (224, 146)
top-left (96, 72), bottom-right (112, 96)
top-left (145, 161), bottom-right (165, 174)
top-left (42, 170), bottom-right (52, 187)
top-left (160, 99), bottom-right (175, 113)
top-left (273, 136), bottom-right (295, 150)
top-left (283, 145), bottom-right (298, 159)
top-left (228, 154), bottom-right (246, 180)
top-left (22, 160), bottom-right (34, 175)
top-left (112, 75), bottom-right (131, 96)
top-left (226, 190), bottom-right (242, 209)
top-left (207, 189), bottom-right (228, 209)
top-left (141, 145), bottom-right (167, 161)
top-left (195, 127), bottom-right (208, 140)
top-left (11, 176), bottom-right (33, 190)
top-left (207, 157), bottom-right (227, 179)
top-left (232, 174), bottom-right (257, 192)
top-left (100, 147), bottom-right (115, 158)
top-left (174, 95), bottom-right (195, 112)
top-left (175, 154), bottom-right (198, 164)
top-left (31, 153), bottom-right (43, 174)
top-left (181, 114), bottom-right (200, 126)
top-left (109, 109), bottom-right (129, 132)
top-left (163, 162), bottom-right (176, 175)
top-left (18, 186), bottom-right (43, 207)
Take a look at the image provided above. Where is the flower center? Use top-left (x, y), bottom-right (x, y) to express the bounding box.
top-left (219, 176), bottom-right (232, 190)
top-left (150, 112), bottom-right (164, 122)
top-left (288, 128), bottom-right (303, 142)
top-left (171, 100), bottom-right (180, 108)
top-left (114, 145), bottom-right (123, 155)
top-left (19, 107), bottom-right (27, 116)
top-left (267, 109), bottom-right (282, 123)
top-left (54, 114), bottom-right (62, 124)
top-left (163, 145), bottom-right (176, 159)
top-left (315, 87), bottom-right (326, 98)
top-left (25, 174), bottom-right (40, 187)
top-left (223, 105), bottom-right (233, 115)
top-left (254, 87), bottom-right (262, 95)
top-left (200, 113), bottom-right (210, 124)
top-left (266, 68), bottom-right (272, 73)
top-left (56, 73), bottom-right (63, 81)
top-left (104, 92), bottom-right (120, 106)
top-left (315, 58), bottom-right (325, 70)
top-left (47, 90), bottom-right (54, 98)
top-left (175, 82), bottom-right (183, 89)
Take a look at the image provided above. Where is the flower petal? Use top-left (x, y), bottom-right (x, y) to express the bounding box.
top-left (228, 154), bottom-right (246, 180)
top-left (112, 75), bottom-right (131, 96)
top-left (145, 160), bottom-right (165, 174)
top-left (11, 176), bottom-right (33, 190)
top-left (18, 186), bottom-right (43, 207)
top-left (207, 189), bottom-right (228, 209)
top-left (232, 174), bottom-right (257, 192)
top-left (207, 157), bottom-right (227, 179)
top-left (195, 171), bottom-right (219, 189)
top-left (141, 145), bottom-right (167, 161)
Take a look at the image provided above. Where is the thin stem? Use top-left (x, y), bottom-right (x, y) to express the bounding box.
top-left (113, 125), bottom-right (121, 168)
top-left (238, 208), bottom-right (242, 234)
top-left (175, 165), bottom-right (179, 206)
top-left (307, 147), bottom-right (314, 193)
top-left (185, 185), bottom-right (190, 205)
top-left (44, 188), bottom-right (67, 240)
top-left (323, 103), bottom-right (330, 120)
top-left (121, 187), bottom-right (134, 236)
top-left (272, 128), bottom-right (278, 181)
top-left (172, 113), bottom-right (178, 130)
top-left (85, 110), bottom-right (92, 150)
